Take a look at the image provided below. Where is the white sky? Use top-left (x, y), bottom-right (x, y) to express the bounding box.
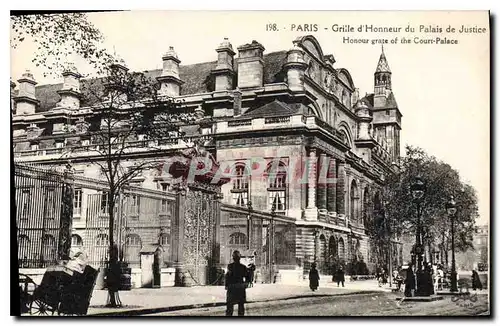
top-left (10, 11), bottom-right (490, 225)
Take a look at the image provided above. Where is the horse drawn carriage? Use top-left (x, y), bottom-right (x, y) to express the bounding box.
top-left (19, 264), bottom-right (99, 316)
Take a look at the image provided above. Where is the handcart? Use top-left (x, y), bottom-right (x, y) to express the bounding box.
top-left (25, 264), bottom-right (99, 316)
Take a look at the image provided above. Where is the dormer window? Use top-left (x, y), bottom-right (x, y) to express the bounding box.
top-left (55, 141), bottom-right (64, 148)
top-left (81, 139), bottom-right (90, 146)
top-left (30, 143), bottom-right (39, 151)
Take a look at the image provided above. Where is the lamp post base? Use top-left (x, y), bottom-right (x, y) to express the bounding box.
top-left (450, 271), bottom-right (459, 292)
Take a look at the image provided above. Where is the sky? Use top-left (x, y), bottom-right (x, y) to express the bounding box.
top-left (10, 11), bottom-right (490, 225)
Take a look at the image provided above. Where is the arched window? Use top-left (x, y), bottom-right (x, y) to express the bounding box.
top-left (42, 234), bottom-right (56, 265)
top-left (124, 234), bottom-right (142, 267)
top-left (71, 234), bottom-right (83, 247)
top-left (363, 187), bottom-right (371, 228)
top-left (338, 237), bottom-right (345, 262)
top-left (267, 161), bottom-right (287, 213)
top-left (231, 163), bottom-right (250, 207)
top-left (229, 232), bottom-right (247, 245)
top-left (350, 180), bottom-right (359, 223)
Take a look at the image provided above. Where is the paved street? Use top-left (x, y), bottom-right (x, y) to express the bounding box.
top-left (149, 291), bottom-right (490, 317)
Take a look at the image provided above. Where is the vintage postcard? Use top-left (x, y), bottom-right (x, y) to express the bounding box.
top-left (11, 10), bottom-right (490, 317)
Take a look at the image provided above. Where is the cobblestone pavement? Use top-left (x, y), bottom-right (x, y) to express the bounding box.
top-left (150, 291), bottom-right (490, 316)
top-left (87, 281), bottom-right (382, 315)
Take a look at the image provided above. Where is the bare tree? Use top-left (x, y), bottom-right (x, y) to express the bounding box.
top-left (64, 61), bottom-right (198, 307)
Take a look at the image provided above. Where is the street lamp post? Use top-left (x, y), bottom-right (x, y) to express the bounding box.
top-left (247, 200), bottom-right (253, 250)
top-left (446, 196), bottom-right (458, 292)
top-left (383, 200), bottom-right (392, 288)
top-left (410, 176), bottom-right (426, 296)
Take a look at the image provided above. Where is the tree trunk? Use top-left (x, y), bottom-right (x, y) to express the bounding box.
top-left (106, 187), bottom-right (121, 307)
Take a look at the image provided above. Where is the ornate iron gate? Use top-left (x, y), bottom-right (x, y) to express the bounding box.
top-left (15, 163), bottom-right (74, 268)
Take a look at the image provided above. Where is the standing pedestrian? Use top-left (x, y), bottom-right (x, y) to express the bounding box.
top-left (225, 250), bottom-right (250, 316)
top-left (472, 269), bottom-right (483, 291)
top-left (336, 266), bottom-right (345, 287)
top-left (404, 264), bottom-right (416, 297)
top-left (309, 263), bottom-right (320, 291)
top-left (247, 263), bottom-right (256, 288)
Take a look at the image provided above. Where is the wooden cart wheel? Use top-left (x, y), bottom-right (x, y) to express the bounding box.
top-left (30, 299), bottom-right (52, 316)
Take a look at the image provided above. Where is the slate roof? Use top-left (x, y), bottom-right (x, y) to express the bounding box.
top-left (242, 100), bottom-right (298, 117)
top-left (25, 51), bottom-right (288, 113)
top-left (375, 52), bottom-right (391, 73)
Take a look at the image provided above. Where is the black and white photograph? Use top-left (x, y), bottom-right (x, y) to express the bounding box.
top-left (10, 10), bottom-right (490, 317)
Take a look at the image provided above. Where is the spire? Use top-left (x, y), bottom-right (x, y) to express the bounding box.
top-left (375, 46), bottom-right (391, 73)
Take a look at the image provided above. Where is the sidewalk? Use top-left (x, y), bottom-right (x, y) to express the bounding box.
top-left (87, 281), bottom-right (383, 316)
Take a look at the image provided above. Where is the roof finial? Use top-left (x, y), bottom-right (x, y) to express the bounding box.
top-left (381, 44), bottom-right (384, 54)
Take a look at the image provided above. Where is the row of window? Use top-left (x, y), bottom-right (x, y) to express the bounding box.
top-left (231, 162), bottom-right (288, 212)
top-left (17, 188), bottom-right (169, 219)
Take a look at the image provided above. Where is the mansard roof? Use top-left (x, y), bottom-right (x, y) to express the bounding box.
top-left (31, 51), bottom-right (288, 113)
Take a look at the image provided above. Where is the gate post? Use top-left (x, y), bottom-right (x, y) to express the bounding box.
top-left (171, 186), bottom-right (187, 286)
top-left (57, 162), bottom-right (74, 260)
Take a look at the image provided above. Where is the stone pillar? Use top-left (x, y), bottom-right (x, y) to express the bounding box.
top-left (305, 149), bottom-right (318, 221)
top-left (326, 157), bottom-right (337, 217)
top-left (336, 161), bottom-right (346, 217)
top-left (317, 153), bottom-right (327, 214)
top-left (172, 187), bottom-right (187, 286)
top-left (57, 163), bottom-right (74, 261)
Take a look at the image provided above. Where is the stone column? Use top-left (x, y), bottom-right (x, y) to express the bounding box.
top-left (336, 161), bottom-right (346, 217)
top-left (317, 153), bottom-right (327, 215)
top-left (326, 157), bottom-right (337, 217)
top-left (305, 149), bottom-right (318, 221)
top-left (57, 163), bottom-right (74, 260)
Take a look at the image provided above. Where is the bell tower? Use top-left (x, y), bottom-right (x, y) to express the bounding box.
top-left (371, 46), bottom-right (402, 163)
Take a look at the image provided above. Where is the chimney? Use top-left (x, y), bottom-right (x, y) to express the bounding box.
top-left (233, 88), bottom-right (242, 116)
top-left (283, 43), bottom-right (308, 92)
top-left (105, 59), bottom-right (129, 103)
top-left (56, 63), bottom-right (82, 109)
top-left (157, 46), bottom-right (184, 97)
top-left (14, 70), bottom-right (39, 115)
top-left (236, 40), bottom-right (265, 88)
top-left (211, 38), bottom-right (235, 91)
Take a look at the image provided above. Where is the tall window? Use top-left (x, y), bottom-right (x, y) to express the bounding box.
top-left (44, 187), bottom-right (57, 219)
top-left (350, 180), bottom-right (359, 223)
top-left (19, 188), bottom-right (31, 219)
top-left (229, 232), bottom-right (247, 245)
top-left (100, 191), bottom-right (109, 215)
top-left (129, 194), bottom-right (140, 216)
top-left (18, 235), bottom-right (30, 262)
top-left (42, 234), bottom-right (56, 264)
top-left (74, 188), bottom-right (82, 216)
top-left (231, 164), bottom-right (249, 207)
top-left (95, 234), bottom-right (108, 246)
top-left (124, 234), bottom-right (142, 266)
top-left (267, 162), bottom-right (287, 214)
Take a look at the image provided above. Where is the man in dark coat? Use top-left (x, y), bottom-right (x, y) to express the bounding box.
top-left (225, 250), bottom-right (249, 316)
top-left (404, 265), bottom-right (416, 297)
top-left (309, 263), bottom-right (320, 291)
top-left (472, 269), bottom-right (483, 290)
top-left (336, 267), bottom-right (345, 287)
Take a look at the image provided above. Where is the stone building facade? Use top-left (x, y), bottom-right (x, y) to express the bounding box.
top-left (12, 35), bottom-right (403, 276)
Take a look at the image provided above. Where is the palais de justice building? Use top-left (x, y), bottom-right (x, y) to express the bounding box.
top-left (13, 35), bottom-right (403, 277)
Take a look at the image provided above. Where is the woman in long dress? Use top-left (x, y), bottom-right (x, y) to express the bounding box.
top-left (309, 263), bottom-right (320, 291)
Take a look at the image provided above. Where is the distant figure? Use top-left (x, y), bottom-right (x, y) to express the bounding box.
top-left (393, 269), bottom-right (403, 291)
top-left (336, 267), bottom-right (345, 287)
top-left (309, 263), bottom-right (320, 291)
top-left (225, 250), bottom-right (249, 316)
top-left (404, 265), bottom-right (416, 297)
top-left (247, 263), bottom-right (256, 288)
top-left (472, 269), bottom-right (483, 291)
top-left (421, 263), bottom-right (434, 296)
